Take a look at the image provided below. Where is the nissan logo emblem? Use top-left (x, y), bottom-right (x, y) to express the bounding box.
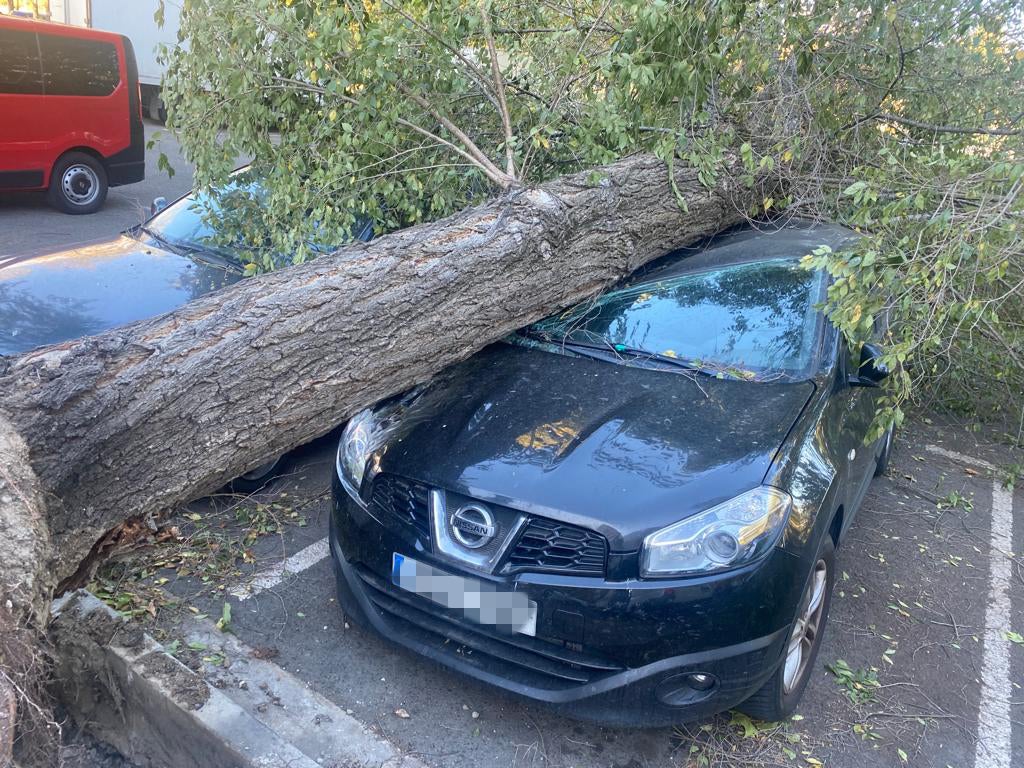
top-left (450, 503), bottom-right (497, 549)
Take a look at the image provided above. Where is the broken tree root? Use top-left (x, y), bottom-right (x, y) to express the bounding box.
top-left (1, 415), bottom-right (59, 766)
top-left (0, 603), bottom-right (60, 767)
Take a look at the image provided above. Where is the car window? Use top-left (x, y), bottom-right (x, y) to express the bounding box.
top-left (146, 174), bottom-right (266, 263)
top-left (147, 169), bottom-right (368, 265)
top-left (528, 259), bottom-right (827, 379)
top-left (0, 28), bottom-right (43, 95)
top-left (38, 33), bottom-right (120, 96)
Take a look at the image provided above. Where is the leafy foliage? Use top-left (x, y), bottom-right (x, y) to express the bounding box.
top-left (161, 0), bottom-right (1024, 426)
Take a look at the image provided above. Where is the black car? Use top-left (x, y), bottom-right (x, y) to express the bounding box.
top-left (329, 220), bottom-right (894, 726)
top-left (0, 167), bottom-right (371, 488)
top-left (0, 168), bottom-right (371, 357)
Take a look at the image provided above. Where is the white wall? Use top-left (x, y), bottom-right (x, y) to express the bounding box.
top-left (52, 0), bottom-right (88, 25)
top-left (84, 0), bottom-right (181, 85)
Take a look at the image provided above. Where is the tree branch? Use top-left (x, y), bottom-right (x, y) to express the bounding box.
top-left (870, 112), bottom-right (1023, 137)
top-left (479, 1), bottom-right (517, 178)
top-left (269, 76), bottom-right (512, 187)
top-left (397, 84), bottom-right (515, 186)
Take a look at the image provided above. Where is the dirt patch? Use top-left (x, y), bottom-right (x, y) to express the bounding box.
top-left (138, 651), bottom-right (210, 711)
top-left (51, 594), bottom-right (145, 652)
top-left (59, 720), bottom-right (139, 768)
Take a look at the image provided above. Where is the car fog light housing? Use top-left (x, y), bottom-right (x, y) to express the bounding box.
top-left (656, 672), bottom-right (719, 706)
top-left (685, 673), bottom-right (715, 691)
top-left (641, 487), bottom-right (792, 577)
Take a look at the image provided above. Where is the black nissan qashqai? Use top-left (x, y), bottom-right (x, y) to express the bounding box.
top-left (329, 220), bottom-right (893, 726)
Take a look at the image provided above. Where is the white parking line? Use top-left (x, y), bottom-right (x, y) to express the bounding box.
top-left (925, 444), bottom-right (1013, 768)
top-left (924, 444), bottom-right (997, 472)
top-left (230, 537), bottom-right (329, 601)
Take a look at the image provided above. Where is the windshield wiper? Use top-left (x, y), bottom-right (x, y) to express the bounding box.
top-left (139, 227), bottom-right (243, 273)
top-left (139, 225), bottom-right (183, 253)
top-left (516, 329), bottom-right (726, 377)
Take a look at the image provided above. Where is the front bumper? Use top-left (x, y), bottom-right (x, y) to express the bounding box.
top-left (330, 480), bottom-right (800, 726)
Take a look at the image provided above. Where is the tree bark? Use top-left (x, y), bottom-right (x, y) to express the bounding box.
top-left (0, 152), bottom-right (757, 585)
top-left (0, 415), bottom-right (54, 765)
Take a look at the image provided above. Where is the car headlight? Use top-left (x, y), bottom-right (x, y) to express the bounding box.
top-left (337, 402), bottom-right (406, 500)
top-left (337, 409), bottom-right (375, 499)
top-left (641, 487), bottom-right (792, 577)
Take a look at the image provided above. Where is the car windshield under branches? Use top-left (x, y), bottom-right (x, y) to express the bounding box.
top-left (145, 167), bottom-right (373, 268)
top-left (523, 259), bottom-right (829, 380)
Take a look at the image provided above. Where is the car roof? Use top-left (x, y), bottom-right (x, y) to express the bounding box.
top-left (0, 14), bottom-right (127, 44)
top-left (631, 218), bottom-right (860, 284)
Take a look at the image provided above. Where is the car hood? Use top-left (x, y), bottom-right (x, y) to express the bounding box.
top-left (0, 234), bottom-right (242, 356)
top-left (376, 343), bottom-right (815, 551)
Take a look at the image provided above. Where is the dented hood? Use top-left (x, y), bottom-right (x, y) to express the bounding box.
top-left (376, 343), bottom-right (814, 551)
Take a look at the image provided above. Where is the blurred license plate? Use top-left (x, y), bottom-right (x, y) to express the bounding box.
top-left (392, 553), bottom-right (537, 636)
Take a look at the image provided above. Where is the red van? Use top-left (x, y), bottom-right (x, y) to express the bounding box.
top-left (0, 15), bottom-right (145, 214)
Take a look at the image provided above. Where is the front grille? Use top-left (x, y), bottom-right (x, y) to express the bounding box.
top-left (354, 565), bottom-right (622, 691)
top-left (371, 474), bottom-right (431, 540)
top-left (506, 518), bottom-right (607, 576)
top-left (372, 475), bottom-right (608, 577)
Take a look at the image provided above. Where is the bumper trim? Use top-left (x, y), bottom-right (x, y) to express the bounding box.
top-left (107, 159), bottom-right (145, 187)
top-left (330, 531), bottom-right (786, 723)
top-left (359, 561), bottom-right (619, 683)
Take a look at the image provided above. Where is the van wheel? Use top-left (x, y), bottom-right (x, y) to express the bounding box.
top-left (49, 152), bottom-right (108, 214)
top-left (739, 536), bottom-right (836, 721)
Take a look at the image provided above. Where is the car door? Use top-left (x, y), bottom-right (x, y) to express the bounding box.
top-left (838, 341), bottom-right (882, 517)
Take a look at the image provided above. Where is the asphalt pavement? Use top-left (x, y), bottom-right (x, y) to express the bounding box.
top-left (0, 120), bottom-right (192, 257)
top-left (150, 418), bottom-right (1023, 768)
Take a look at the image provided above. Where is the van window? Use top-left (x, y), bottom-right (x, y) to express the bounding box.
top-left (38, 34), bottom-right (120, 96)
top-left (0, 28), bottom-right (43, 95)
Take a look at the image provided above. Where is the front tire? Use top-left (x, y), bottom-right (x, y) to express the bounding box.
top-left (229, 456), bottom-right (284, 493)
top-left (48, 152), bottom-right (108, 214)
top-left (739, 536), bottom-right (836, 721)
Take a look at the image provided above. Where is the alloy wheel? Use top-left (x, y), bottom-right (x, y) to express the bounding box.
top-left (783, 558), bottom-right (828, 694)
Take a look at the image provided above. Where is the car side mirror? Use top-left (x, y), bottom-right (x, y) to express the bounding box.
top-left (849, 342), bottom-right (889, 387)
top-left (151, 196), bottom-right (168, 216)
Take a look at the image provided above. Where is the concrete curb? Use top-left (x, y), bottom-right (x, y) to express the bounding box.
top-left (50, 591), bottom-right (428, 768)
top-left (183, 617), bottom-right (427, 768)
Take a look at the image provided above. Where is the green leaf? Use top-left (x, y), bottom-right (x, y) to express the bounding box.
top-left (216, 602), bottom-right (232, 632)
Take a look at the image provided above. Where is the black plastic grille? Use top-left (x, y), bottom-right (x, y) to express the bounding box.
top-left (507, 518), bottom-right (607, 576)
top-left (371, 475), bottom-right (608, 577)
top-left (370, 474), bottom-right (431, 540)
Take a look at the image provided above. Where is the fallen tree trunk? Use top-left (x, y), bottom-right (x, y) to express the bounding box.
top-left (0, 153), bottom-right (757, 587)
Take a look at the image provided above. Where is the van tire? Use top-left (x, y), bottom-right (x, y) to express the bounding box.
top-left (48, 152), bottom-right (108, 214)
